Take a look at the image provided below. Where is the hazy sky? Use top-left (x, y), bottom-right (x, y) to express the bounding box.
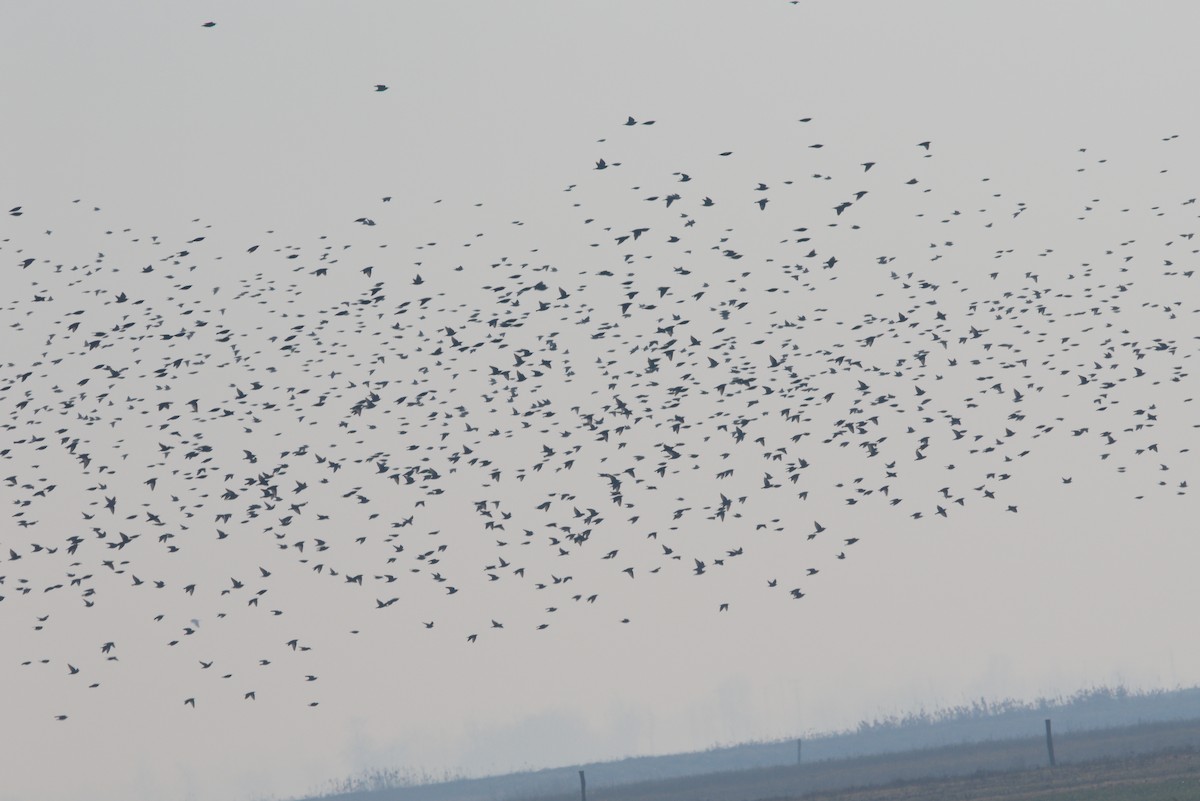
top-left (2, 3), bottom-right (1199, 801)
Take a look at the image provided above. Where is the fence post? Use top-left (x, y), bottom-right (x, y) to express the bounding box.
top-left (1044, 718), bottom-right (1056, 767)
top-left (579, 769), bottom-right (586, 801)
top-left (797, 738), bottom-right (802, 766)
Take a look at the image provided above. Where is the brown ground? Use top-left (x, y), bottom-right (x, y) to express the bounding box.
top-left (791, 748), bottom-right (1200, 801)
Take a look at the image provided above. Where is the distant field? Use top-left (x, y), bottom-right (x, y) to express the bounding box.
top-left (515, 719), bottom-right (1200, 801)
top-left (790, 749), bottom-right (1200, 801)
top-left (310, 710), bottom-right (1200, 801)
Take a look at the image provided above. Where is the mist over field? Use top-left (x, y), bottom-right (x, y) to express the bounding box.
top-left (2, 4), bottom-right (1198, 801)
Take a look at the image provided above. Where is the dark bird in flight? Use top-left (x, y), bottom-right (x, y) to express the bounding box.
top-left (2, 101), bottom-right (1188, 714)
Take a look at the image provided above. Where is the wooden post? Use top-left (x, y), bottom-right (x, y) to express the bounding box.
top-left (797, 738), bottom-right (802, 765)
top-left (1044, 718), bottom-right (1056, 767)
top-left (579, 769), bottom-right (586, 801)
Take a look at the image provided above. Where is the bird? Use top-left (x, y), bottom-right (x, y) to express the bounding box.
top-left (0, 93), bottom-right (1190, 723)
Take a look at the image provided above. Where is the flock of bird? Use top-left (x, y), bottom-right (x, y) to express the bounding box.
top-left (2, 108), bottom-right (1197, 721)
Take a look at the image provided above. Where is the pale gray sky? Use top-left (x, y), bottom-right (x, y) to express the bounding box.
top-left (2, 3), bottom-right (1199, 801)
